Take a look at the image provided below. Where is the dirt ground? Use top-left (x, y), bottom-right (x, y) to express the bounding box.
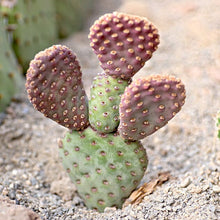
top-left (0, 0), bottom-right (219, 219)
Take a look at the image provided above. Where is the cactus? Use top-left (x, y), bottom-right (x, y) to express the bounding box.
top-left (26, 45), bottom-right (89, 130)
top-left (118, 75), bottom-right (186, 141)
top-left (55, 0), bottom-right (94, 38)
top-left (89, 72), bottom-right (129, 133)
top-left (89, 11), bottom-right (159, 80)
top-left (0, 16), bottom-right (22, 112)
top-left (0, 0), bottom-right (57, 71)
top-left (25, 12), bottom-right (186, 212)
top-left (217, 111), bottom-right (220, 139)
top-left (59, 126), bottom-right (147, 212)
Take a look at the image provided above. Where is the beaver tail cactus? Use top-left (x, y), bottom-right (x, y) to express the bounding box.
top-left (89, 72), bottom-right (129, 133)
top-left (118, 75), bottom-right (186, 141)
top-left (25, 11), bottom-right (187, 213)
top-left (59, 126), bottom-right (148, 212)
top-left (89, 11), bottom-right (159, 80)
top-left (26, 45), bottom-right (89, 130)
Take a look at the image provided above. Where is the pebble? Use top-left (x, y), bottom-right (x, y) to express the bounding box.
top-left (22, 174), bottom-right (28, 180)
top-left (190, 186), bottom-right (203, 194)
top-left (180, 177), bottom-right (192, 188)
top-left (104, 207), bottom-right (117, 213)
top-left (212, 185), bottom-right (220, 193)
top-left (26, 180), bottom-right (32, 186)
top-left (166, 197), bottom-right (174, 205)
top-left (202, 184), bottom-right (209, 191)
top-left (8, 190), bottom-right (16, 200)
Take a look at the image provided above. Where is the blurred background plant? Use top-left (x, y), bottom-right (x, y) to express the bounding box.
top-left (0, 9), bottom-right (22, 112)
top-left (217, 111), bottom-right (220, 140)
top-left (0, 0), bottom-right (95, 113)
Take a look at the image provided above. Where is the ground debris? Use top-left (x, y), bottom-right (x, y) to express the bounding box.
top-left (123, 171), bottom-right (171, 208)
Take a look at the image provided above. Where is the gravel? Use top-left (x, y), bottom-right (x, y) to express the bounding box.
top-left (0, 0), bottom-right (219, 219)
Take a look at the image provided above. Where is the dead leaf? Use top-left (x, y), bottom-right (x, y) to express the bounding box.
top-left (123, 171), bottom-right (171, 208)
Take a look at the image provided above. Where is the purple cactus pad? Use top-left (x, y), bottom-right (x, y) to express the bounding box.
top-left (118, 75), bottom-right (186, 140)
top-left (89, 12), bottom-right (159, 80)
top-left (26, 45), bottom-right (89, 130)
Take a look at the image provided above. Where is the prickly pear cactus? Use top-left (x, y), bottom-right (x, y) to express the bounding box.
top-left (89, 73), bottom-right (129, 133)
top-left (59, 126), bottom-right (148, 212)
top-left (89, 12), bottom-right (159, 80)
top-left (217, 111), bottom-right (220, 139)
top-left (0, 17), bottom-right (22, 112)
top-left (0, 0), bottom-right (57, 71)
top-left (25, 12), bottom-right (186, 213)
top-left (26, 45), bottom-right (89, 130)
top-left (118, 75), bottom-right (186, 141)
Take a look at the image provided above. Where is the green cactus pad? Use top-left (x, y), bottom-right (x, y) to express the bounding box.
top-left (89, 73), bottom-right (129, 133)
top-left (26, 45), bottom-right (89, 130)
top-left (89, 11), bottom-right (159, 80)
top-left (59, 126), bottom-right (148, 212)
top-left (0, 17), bottom-right (22, 112)
top-left (1, 0), bottom-right (58, 71)
top-left (118, 75), bottom-right (186, 141)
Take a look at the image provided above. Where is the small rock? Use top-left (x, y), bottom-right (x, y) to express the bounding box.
top-left (12, 169), bottom-right (18, 176)
top-left (8, 190), bottom-right (16, 200)
top-left (202, 184), bottom-right (209, 191)
top-left (22, 174), bottom-right (28, 180)
top-left (180, 177), bottom-right (191, 188)
top-left (190, 186), bottom-right (203, 194)
top-left (166, 197), bottom-right (174, 205)
top-left (104, 207), bottom-right (117, 213)
top-left (212, 185), bottom-right (220, 193)
top-left (25, 180), bottom-right (32, 186)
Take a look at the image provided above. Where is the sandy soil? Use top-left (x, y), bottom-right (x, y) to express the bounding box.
top-left (0, 0), bottom-right (219, 219)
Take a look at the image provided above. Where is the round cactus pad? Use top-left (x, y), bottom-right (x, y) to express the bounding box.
top-left (26, 45), bottom-right (89, 130)
top-left (89, 12), bottom-right (159, 79)
top-left (118, 75), bottom-right (186, 140)
top-left (59, 126), bottom-right (148, 212)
